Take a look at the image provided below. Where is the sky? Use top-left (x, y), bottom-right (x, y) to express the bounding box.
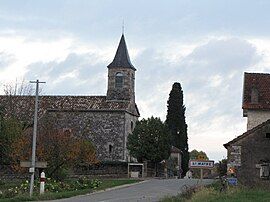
top-left (1, 0), bottom-right (270, 161)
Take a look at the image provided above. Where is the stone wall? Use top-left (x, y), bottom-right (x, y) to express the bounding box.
top-left (72, 162), bottom-right (129, 178)
top-left (246, 110), bottom-right (270, 130)
top-left (123, 113), bottom-right (138, 161)
top-left (43, 110), bottom-right (126, 161)
top-left (107, 67), bottom-right (135, 101)
top-left (227, 122), bottom-right (270, 187)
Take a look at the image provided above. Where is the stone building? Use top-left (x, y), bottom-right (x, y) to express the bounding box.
top-left (0, 34), bottom-right (140, 162)
top-left (224, 72), bottom-right (270, 186)
top-left (242, 72), bottom-right (270, 130)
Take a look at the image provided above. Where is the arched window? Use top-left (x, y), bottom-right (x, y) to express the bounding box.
top-left (251, 87), bottom-right (259, 103)
top-left (115, 72), bottom-right (124, 88)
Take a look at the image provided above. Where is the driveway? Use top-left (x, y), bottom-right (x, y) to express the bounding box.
top-left (52, 179), bottom-right (214, 202)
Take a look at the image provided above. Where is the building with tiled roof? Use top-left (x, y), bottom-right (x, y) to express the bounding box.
top-left (0, 34), bottom-right (140, 162)
top-left (243, 72), bottom-right (270, 130)
top-left (224, 72), bottom-right (270, 186)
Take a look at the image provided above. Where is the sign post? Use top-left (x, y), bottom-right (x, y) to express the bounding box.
top-left (189, 159), bottom-right (214, 184)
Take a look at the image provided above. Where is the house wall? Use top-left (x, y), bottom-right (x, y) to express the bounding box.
top-left (246, 110), bottom-right (270, 130)
top-left (42, 110), bottom-right (127, 162)
top-left (227, 123), bottom-right (270, 187)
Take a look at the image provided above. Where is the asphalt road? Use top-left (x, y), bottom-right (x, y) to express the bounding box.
top-left (51, 179), bottom-right (214, 202)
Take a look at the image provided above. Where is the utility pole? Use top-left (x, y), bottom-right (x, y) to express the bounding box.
top-left (29, 79), bottom-right (45, 197)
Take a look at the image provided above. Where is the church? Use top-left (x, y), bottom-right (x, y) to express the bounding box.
top-left (0, 34), bottom-right (140, 162)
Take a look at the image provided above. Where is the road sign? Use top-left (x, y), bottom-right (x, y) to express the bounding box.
top-left (189, 160), bottom-right (214, 169)
top-left (20, 161), bottom-right (47, 168)
top-left (227, 177), bottom-right (237, 186)
top-left (197, 155), bottom-right (206, 160)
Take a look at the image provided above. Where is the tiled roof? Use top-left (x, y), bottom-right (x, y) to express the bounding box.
top-left (223, 119), bottom-right (270, 148)
top-left (107, 34), bottom-right (136, 70)
top-left (0, 95), bottom-right (139, 124)
top-left (242, 72), bottom-right (270, 110)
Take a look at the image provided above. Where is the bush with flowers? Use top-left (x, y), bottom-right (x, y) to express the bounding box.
top-left (0, 177), bottom-right (102, 199)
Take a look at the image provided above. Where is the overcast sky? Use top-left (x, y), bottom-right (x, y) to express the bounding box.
top-left (1, 0), bottom-right (270, 161)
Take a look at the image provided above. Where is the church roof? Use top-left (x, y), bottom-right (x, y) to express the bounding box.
top-left (107, 34), bottom-right (136, 70)
top-left (0, 95), bottom-right (139, 124)
top-left (242, 72), bottom-right (270, 110)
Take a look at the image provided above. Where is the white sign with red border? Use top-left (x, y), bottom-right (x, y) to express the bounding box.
top-left (189, 160), bottom-right (214, 169)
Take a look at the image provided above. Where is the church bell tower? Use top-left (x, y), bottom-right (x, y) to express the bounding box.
top-left (106, 34), bottom-right (136, 101)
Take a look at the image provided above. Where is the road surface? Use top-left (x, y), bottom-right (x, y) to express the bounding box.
top-left (52, 179), bottom-right (214, 202)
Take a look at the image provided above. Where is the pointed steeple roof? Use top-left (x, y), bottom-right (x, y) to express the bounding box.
top-left (107, 34), bottom-right (136, 70)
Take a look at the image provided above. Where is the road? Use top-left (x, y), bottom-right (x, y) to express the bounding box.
top-left (52, 179), bottom-right (214, 202)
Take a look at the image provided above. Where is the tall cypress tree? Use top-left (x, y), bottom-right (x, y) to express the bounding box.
top-left (166, 82), bottom-right (189, 176)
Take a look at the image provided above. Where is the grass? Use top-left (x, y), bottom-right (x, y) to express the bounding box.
top-left (160, 181), bottom-right (270, 202)
top-left (189, 186), bottom-right (270, 202)
top-left (97, 179), bottom-right (140, 190)
top-left (0, 178), bottom-right (141, 202)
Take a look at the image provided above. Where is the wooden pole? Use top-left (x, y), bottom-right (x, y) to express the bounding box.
top-left (200, 168), bottom-right (203, 184)
top-left (29, 80), bottom-right (45, 197)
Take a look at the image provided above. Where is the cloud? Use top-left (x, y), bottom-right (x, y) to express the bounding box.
top-left (134, 37), bottom-right (262, 160)
top-left (25, 53), bottom-right (107, 95)
top-left (0, 52), bottom-right (16, 70)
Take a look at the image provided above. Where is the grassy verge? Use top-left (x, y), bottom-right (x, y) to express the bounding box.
top-left (161, 181), bottom-right (270, 202)
top-left (97, 179), bottom-right (141, 190)
top-left (0, 179), bottom-right (141, 202)
top-left (189, 187), bottom-right (270, 202)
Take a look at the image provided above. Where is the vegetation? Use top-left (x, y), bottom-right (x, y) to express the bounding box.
top-left (0, 80), bottom-right (37, 166)
top-left (0, 110), bottom-right (23, 166)
top-left (127, 117), bottom-right (171, 175)
top-left (217, 158), bottom-right (227, 177)
top-left (10, 126), bottom-right (98, 180)
top-left (0, 178), bottom-right (140, 201)
top-left (160, 181), bottom-right (270, 202)
top-left (166, 82), bottom-right (189, 175)
top-left (189, 150), bottom-right (208, 160)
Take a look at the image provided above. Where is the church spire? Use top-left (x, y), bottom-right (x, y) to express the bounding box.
top-left (107, 34), bottom-right (136, 70)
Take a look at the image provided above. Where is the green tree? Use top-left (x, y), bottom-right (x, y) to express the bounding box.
top-left (127, 117), bottom-right (171, 175)
top-left (166, 82), bottom-right (189, 175)
top-left (0, 107), bottom-right (23, 165)
top-left (189, 149), bottom-right (209, 160)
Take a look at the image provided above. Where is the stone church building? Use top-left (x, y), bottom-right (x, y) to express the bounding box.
top-left (224, 73), bottom-right (270, 186)
top-left (0, 34), bottom-right (140, 162)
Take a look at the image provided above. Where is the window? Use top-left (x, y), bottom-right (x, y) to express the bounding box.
top-left (266, 133), bottom-right (270, 139)
top-left (251, 87), bottom-right (259, 103)
top-left (109, 144), bottom-right (113, 154)
top-left (260, 164), bottom-right (270, 179)
top-left (131, 121), bottom-right (134, 131)
top-left (132, 73), bottom-right (135, 89)
top-left (115, 72), bottom-right (124, 88)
